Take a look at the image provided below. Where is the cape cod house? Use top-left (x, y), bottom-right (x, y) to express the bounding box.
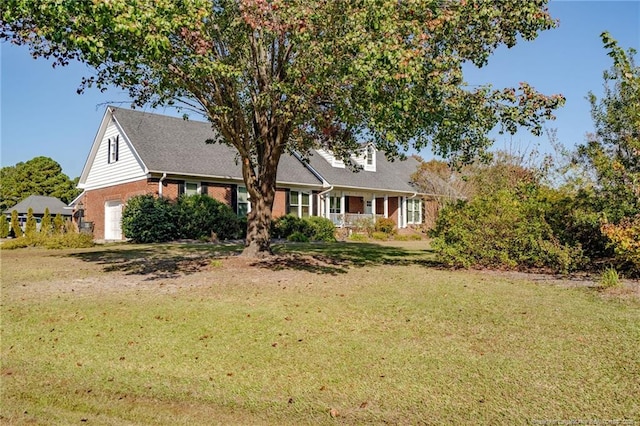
top-left (76, 107), bottom-right (426, 240)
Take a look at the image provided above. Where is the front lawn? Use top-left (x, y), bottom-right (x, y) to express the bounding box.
top-left (1, 242), bottom-right (638, 424)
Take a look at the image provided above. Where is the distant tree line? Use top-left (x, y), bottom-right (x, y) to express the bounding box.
top-left (0, 156), bottom-right (81, 212)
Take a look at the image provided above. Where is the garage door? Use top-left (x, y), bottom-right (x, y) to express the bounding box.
top-left (104, 200), bottom-right (123, 240)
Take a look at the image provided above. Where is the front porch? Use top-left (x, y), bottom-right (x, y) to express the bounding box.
top-left (318, 192), bottom-right (422, 229)
top-left (328, 212), bottom-right (384, 228)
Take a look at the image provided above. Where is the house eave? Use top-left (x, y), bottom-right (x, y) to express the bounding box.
top-left (329, 183), bottom-right (425, 196)
top-left (146, 170), bottom-right (324, 189)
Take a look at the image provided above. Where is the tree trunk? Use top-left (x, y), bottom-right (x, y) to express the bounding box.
top-left (241, 180), bottom-right (276, 257)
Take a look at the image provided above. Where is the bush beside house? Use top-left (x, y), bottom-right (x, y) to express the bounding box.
top-left (122, 194), bottom-right (245, 243)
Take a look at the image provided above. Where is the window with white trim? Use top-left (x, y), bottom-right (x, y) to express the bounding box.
top-left (237, 186), bottom-right (250, 217)
top-left (289, 190), bottom-right (310, 217)
top-left (363, 145), bottom-right (376, 171)
top-left (366, 146), bottom-right (374, 165)
top-left (407, 198), bottom-right (422, 224)
top-left (184, 181), bottom-right (200, 196)
top-left (329, 196), bottom-right (341, 214)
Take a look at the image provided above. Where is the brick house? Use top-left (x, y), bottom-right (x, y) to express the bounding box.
top-left (75, 107), bottom-right (426, 240)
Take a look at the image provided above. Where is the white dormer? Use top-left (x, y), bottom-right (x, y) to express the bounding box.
top-left (316, 148), bottom-right (346, 168)
top-left (316, 145), bottom-right (377, 171)
top-left (363, 145), bottom-right (376, 172)
top-left (350, 144), bottom-right (377, 172)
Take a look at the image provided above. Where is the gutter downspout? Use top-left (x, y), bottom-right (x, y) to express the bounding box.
top-left (318, 185), bottom-right (334, 197)
top-left (158, 173), bottom-right (167, 198)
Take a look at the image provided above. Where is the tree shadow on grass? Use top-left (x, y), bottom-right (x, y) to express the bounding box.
top-left (67, 244), bottom-right (242, 280)
top-left (259, 241), bottom-right (442, 274)
top-left (66, 241), bottom-right (441, 278)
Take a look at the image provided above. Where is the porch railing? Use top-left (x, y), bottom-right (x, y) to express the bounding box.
top-left (329, 213), bottom-right (384, 227)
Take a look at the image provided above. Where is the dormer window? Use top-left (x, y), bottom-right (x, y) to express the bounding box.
top-left (364, 145), bottom-right (376, 171)
top-left (366, 146), bottom-right (374, 166)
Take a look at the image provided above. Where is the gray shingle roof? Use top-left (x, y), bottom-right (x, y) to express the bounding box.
top-left (304, 150), bottom-right (421, 194)
top-left (111, 107), bottom-right (323, 186)
top-left (4, 195), bottom-right (71, 216)
top-left (110, 107), bottom-right (430, 194)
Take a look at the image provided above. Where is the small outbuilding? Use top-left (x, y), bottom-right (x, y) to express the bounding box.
top-left (3, 195), bottom-right (72, 228)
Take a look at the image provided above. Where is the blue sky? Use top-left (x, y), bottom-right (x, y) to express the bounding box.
top-left (1, 1), bottom-right (639, 179)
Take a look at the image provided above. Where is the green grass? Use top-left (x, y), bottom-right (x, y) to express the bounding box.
top-left (1, 241), bottom-right (639, 424)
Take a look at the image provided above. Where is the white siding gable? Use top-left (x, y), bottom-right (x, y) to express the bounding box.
top-left (81, 118), bottom-right (147, 190)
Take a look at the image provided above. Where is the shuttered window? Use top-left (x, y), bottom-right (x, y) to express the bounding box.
top-left (107, 135), bottom-right (119, 164)
top-left (288, 190), bottom-right (310, 217)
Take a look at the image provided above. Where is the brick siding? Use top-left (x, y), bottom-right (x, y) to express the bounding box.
top-left (81, 179), bottom-right (157, 240)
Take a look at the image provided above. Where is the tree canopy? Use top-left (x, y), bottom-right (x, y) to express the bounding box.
top-left (576, 32), bottom-right (640, 223)
top-left (1, 0), bottom-right (565, 255)
top-left (0, 156), bottom-right (81, 211)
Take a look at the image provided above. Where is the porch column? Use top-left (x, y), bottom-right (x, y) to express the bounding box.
top-left (340, 193), bottom-right (345, 217)
top-left (401, 196), bottom-right (407, 228)
top-left (371, 194), bottom-right (376, 216)
top-left (325, 192), bottom-right (330, 219)
top-left (384, 195), bottom-right (388, 218)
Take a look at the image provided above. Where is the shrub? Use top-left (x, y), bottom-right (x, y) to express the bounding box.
top-left (287, 231), bottom-right (309, 242)
top-left (176, 194), bottom-right (242, 240)
top-left (25, 208), bottom-right (37, 236)
top-left (122, 195), bottom-right (177, 243)
top-left (599, 267), bottom-right (620, 288)
top-left (348, 233), bottom-right (368, 242)
top-left (543, 189), bottom-right (612, 261)
top-left (352, 217), bottom-right (375, 236)
top-left (10, 210), bottom-right (20, 238)
top-left (375, 218), bottom-right (396, 235)
top-left (0, 215), bottom-right (9, 238)
top-left (41, 233), bottom-right (95, 249)
top-left (53, 214), bottom-right (65, 234)
top-left (41, 208), bottom-right (53, 235)
top-left (1, 232), bottom-right (94, 250)
top-left (430, 189), bottom-right (583, 272)
top-left (601, 215), bottom-right (640, 277)
top-left (371, 231), bottom-right (388, 240)
top-left (271, 215), bottom-right (310, 239)
top-left (306, 216), bottom-right (336, 242)
top-left (272, 215), bottom-right (335, 242)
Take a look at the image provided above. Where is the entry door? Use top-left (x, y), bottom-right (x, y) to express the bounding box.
top-left (104, 200), bottom-right (123, 240)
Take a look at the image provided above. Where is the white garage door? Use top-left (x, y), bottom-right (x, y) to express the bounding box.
top-left (104, 200), bottom-right (123, 240)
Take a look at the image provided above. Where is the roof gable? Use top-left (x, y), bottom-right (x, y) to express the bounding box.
top-left (103, 107), bottom-right (323, 186)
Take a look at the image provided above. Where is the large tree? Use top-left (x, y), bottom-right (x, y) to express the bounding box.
top-left (576, 32), bottom-right (640, 223)
top-left (0, 156), bottom-right (81, 211)
top-left (1, 0), bottom-right (564, 256)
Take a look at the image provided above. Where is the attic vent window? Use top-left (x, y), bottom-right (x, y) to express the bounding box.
top-left (107, 136), bottom-right (119, 164)
top-left (366, 147), bottom-right (374, 165)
